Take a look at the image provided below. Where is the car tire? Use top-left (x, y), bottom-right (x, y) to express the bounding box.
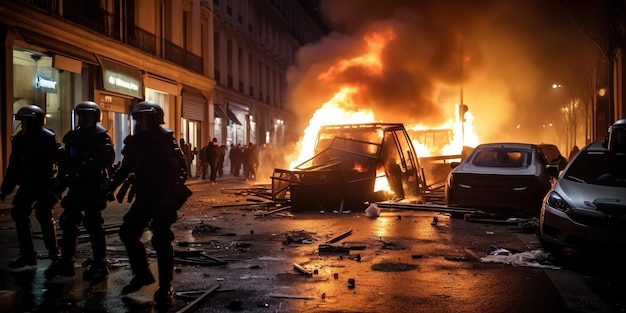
top-left (538, 236), bottom-right (564, 257)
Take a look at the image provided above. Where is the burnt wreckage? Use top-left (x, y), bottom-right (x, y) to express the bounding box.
top-left (271, 123), bottom-right (428, 211)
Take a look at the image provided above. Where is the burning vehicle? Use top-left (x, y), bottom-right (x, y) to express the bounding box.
top-left (271, 123), bottom-right (427, 211)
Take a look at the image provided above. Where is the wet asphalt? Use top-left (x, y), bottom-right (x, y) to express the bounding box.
top-left (0, 173), bottom-right (624, 313)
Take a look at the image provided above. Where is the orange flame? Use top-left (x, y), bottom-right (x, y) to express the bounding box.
top-left (289, 26), bottom-right (480, 171)
top-left (289, 28), bottom-right (396, 169)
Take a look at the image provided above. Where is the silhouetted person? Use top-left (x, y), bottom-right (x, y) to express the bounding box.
top-left (231, 143), bottom-right (243, 177)
top-left (0, 104), bottom-right (62, 268)
top-left (105, 101), bottom-right (192, 304)
top-left (568, 145), bottom-right (579, 162)
top-left (198, 144), bottom-right (208, 179)
top-left (45, 101), bottom-right (115, 281)
top-left (180, 138), bottom-right (193, 178)
top-left (229, 144), bottom-right (236, 175)
top-left (207, 138), bottom-right (220, 184)
top-left (243, 143), bottom-right (259, 180)
top-left (218, 144), bottom-right (226, 177)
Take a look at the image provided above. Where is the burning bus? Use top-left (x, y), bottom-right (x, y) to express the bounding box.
top-left (271, 123), bottom-right (427, 211)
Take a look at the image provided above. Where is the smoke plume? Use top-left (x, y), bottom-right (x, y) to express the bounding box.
top-left (286, 0), bottom-right (589, 149)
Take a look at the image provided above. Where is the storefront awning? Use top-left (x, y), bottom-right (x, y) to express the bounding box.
top-left (97, 56), bottom-right (143, 98)
top-left (15, 28), bottom-right (99, 65)
top-left (227, 109), bottom-right (242, 125)
top-left (214, 105), bottom-right (228, 120)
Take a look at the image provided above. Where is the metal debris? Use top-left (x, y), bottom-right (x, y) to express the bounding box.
top-left (174, 285), bottom-right (220, 313)
top-left (174, 252), bottom-right (228, 266)
top-left (318, 244), bottom-right (350, 254)
top-left (269, 294), bottom-right (315, 300)
top-left (292, 263), bottom-right (313, 276)
top-left (326, 229), bottom-right (353, 244)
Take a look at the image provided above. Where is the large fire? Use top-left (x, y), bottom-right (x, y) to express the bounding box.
top-left (289, 26), bottom-right (480, 170)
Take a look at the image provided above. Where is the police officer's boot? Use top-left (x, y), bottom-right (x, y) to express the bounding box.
top-left (121, 267), bottom-right (155, 294)
top-left (154, 282), bottom-right (174, 304)
top-left (120, 242), bottom-right (154, 293)
top-left (9, 223), bottom-right (37, 268)
top-left (154, 257), bottom-right (174, 303)
top-left (83, 224), bottom-right (109, 281)
top-left (82, 259), bottom-right (109, 281)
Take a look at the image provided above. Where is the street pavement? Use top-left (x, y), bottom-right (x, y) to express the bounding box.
top-left (0, 171), bottom-right (623, 312)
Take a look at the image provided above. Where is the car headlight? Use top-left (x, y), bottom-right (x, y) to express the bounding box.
top-left (545, 191), bottom-right (570, 212)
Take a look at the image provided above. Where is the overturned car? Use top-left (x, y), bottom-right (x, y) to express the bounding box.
top-left (271, 123), bottom-right (427, 211)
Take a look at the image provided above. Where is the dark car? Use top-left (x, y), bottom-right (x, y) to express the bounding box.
top-left (445, 142), bottom-right (553, 217)
top-left (539, 141), bottom-right (626, 253)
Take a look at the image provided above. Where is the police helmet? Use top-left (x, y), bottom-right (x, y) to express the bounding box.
top-left (15, 104), bottom-right (45, 126)
top-left (131, 101), bottom-right (165, 125)
top-left (75, 101), bottom-right (101, 127)
top-left (75, 101), bottom-right (101, 120)
top-left (604, 118), bottom-right (626, 152)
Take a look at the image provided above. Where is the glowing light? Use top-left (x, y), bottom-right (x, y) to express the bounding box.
top-left (289, 86), bottom-right (375, 169)
top-left (288, 29), bottom-right (396, 169)
top-left (289, 26), bottom-right (481, 176)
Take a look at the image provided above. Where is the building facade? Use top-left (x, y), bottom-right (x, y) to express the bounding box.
top-left (0, 0), bottom-right (328, 178)
top-left (211, 0), bottom-right (328, 158)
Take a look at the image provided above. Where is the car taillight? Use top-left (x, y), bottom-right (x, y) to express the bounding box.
top-left (546, 191), bottom-right (570, 212)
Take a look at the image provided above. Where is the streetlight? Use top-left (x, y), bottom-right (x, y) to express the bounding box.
top-left (551, 83), bottom-right (567, 152)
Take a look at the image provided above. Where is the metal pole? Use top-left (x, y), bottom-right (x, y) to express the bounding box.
top-left (460, 50), bottom-right (465, 147)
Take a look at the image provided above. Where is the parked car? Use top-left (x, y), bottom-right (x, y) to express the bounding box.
top-left (537, 143), bottom-right (568, 171)
top-left (445, 142), bottom-right (553, 217)
top-left (539, 140), bottom-right (626, 253)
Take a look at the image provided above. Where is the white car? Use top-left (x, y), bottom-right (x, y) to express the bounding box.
top-left (540, 141), bottom-right (626, 253)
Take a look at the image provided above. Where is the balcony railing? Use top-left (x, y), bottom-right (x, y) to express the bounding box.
top-left (22, 0), bottom-right (202, 75)
top-left (164, 40), bottom-right (203, 74)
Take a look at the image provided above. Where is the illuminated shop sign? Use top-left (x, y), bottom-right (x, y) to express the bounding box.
top-left (108, 75), bottom-right (139, 92)
top-left (98, 56), bottom-right (143, 98)
top-left (35, 74), bottom-right (58, 93)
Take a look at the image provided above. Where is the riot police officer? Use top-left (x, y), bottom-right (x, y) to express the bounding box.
top-left (0, 104), bottom-right (62, 268)
top-left (45, 101), bottom-right (115, 281)
top-left (105, 101), bottom-right (191, 304)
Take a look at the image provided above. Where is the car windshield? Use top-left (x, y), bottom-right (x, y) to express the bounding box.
top-left (564, 151), bottom-right (626, 187)
top-left (471, 149), bottom-right (530, 168)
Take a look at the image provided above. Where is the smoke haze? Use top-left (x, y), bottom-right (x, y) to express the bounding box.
top-left (286, 0), bottom-right (591, 151)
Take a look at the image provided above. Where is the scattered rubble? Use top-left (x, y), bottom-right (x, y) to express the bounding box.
top-left (371, 262), bottom-right (418, 272)
top-left (480, 248), bottom-right (560, 269)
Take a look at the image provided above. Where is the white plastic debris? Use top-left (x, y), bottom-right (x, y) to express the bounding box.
top-left (364, 204), bottom-right (380, 217)
top-left (480, 248), bottom-right (561, 269)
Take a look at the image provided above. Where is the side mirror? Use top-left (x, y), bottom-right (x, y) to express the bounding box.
top-left (546, 164), bottom-right (560, 178)
top-left (450, 161), bottom-right (460, 169)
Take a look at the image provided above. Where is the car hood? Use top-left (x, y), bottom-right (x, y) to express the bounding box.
top-left (555, 177), bottom-right (626, 210)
